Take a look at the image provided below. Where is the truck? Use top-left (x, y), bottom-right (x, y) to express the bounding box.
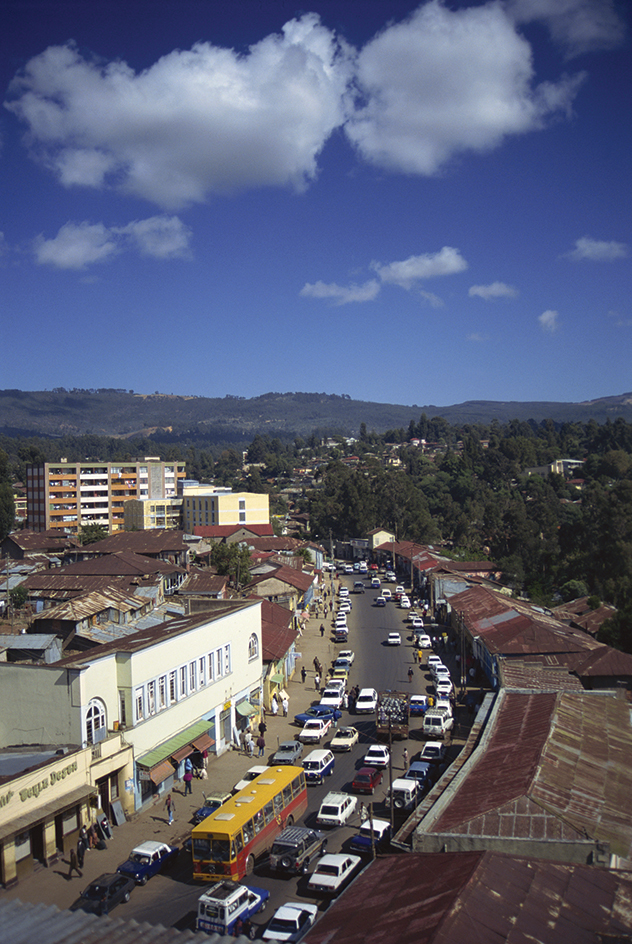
top-left (375, 691), bottom-right (410, 740)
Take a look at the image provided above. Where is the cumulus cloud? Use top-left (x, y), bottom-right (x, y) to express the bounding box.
top-left (34, 215), bottom-right (191, 269)
top-left (564, 236), bottom-right (628, 261)
top-left (372, 247), bottom-right (467, 288)
top-left (539, 309), bottom-right (560, 332)
top-left (507, 0), bottom-right (626, 58)
top-left (299, 279), bottom-right (380, 305)
top-left (345, 0), bottom-right (586, 176)
top-left (6, 15), bottom-right (353, 209)
top-left (469, 281), bottom-right (519, 299)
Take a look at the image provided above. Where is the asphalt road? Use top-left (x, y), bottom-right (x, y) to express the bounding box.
top-left (104, 573), bottom-right (431, 933)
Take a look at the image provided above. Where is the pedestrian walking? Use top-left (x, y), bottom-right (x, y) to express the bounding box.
top-left (67, 847), bottom-right (82, 879)
top-left (76, 837), bottom-right (85, 870)
top-left (282, 696), bottom-right (289, 716)
top-left (301, 666), bottom-right (307, 684)
top-left (258, 720), bottom-right (267, 737)
top-left (184, 769), bottom-right (193, 795)
top-left (271, 694), bottom-right (279, 716)
top-left (246, 732), bottom-right (255, 757)
top-left (256, 735), bottom-right (266, 757)
top-left (408, 667), bottom-right (414, 683)
top-left (314, 673), bottom-right (320, 690)
top-left (403, 748), bottom-right (409, 768)
top-left (320, 623), bottom-right (325, 637)
top-left (166, 793), bottom-right (175, 824)
top-left (413, 649), bottom-right (418, 663)
top-left (313, 657), bottom-right (319, 672)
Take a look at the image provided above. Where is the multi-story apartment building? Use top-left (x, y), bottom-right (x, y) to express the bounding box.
top-left (26, 458), bottom-right (186, 534)
top-left (181, 484), bottom-right (269, 533)
top-left (123, 496), bottom-right (183, 531)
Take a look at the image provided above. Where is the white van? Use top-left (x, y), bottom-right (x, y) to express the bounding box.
top-left (316, 791), bottom-right (357, 827)
top-left (302, 749), bottom-right (335, 785)
top-left (389, 778), bottom-right (420, 811)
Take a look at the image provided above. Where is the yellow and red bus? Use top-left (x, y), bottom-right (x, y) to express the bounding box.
top-left (191, 765), bottom-right (308, 882)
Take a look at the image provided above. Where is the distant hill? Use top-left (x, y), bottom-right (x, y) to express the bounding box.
top-left (0, 389), bottom-right (631, 441)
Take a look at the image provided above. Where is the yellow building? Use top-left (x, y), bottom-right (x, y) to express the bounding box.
top-left (26, 458), bottom-right (186, 534)
top-left (123, 496), bottom-right (183, 530)
top-left (182, 486), bottom-right (269, 533)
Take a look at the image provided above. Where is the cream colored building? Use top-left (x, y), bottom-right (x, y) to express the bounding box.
top-left (182, 486), bottom-right (269, 533)
top-left (124, 495), bottom-right (183, 530)
top-left (0, 601), bottom-right (263, 813)
top-left (0, 734), bottom-right (133, 887)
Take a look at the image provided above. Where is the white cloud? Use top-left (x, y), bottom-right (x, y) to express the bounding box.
top-left (564, 236), bottom-right (628, 261)
top-left (299, 279), bottom-right (380, 305)
top-left (469, 281), bottom-right (519, 299)
top-left (539, 309), bottom-right (560, 332)
top-left (468, 332), bottom-right (486, 342)
top-left (419, 289), bottom-right (445, 308)
top-left (507, 0), bottom-right (626, 59)
top-left (34, 215), bottom-right (191, 269)
top-left (372, 247), bottom-right (467, 288)
top-left (6, 15), bottom-right (353, 209)
top-left (345, 0), bottom-right (586, 176)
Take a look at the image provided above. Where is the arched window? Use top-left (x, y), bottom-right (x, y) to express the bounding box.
top-left (86, 698), bottom-right (107, 744)
top-left (248, 634), bottom-right (259, 662)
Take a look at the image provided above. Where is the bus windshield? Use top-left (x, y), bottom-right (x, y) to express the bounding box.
top-left (193, 837), bottom-right (231, 861)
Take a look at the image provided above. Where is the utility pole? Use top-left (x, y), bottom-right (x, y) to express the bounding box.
top-left (388, 718), bottom-right (394, 831)
top-left (369, 801), bottom-right (376, 860)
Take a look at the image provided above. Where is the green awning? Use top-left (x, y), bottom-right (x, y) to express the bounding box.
top-left (137, 718), bottom-right (213, 770)
top-left (270, 673), bottom-right (284, 684)
top-left (236, 701), bottom-right (257, 717)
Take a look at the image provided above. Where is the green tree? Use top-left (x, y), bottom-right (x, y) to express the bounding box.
top-left (79, 523), bottom-right (109, 545)
top-left (211, 543), bottom-right (252, 587)
top-left (9, 584), bottom-right (28, 610)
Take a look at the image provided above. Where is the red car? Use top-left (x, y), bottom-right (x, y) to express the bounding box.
top-left (351, 767), bottom-right (383, 795)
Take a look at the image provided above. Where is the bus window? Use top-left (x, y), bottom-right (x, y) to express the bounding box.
top-left (243, 819), bottom-right (254, 844)
top-left (291, 776), bottom-right (301, 796)
top-left (253, 810), bottom-right (264, 834)
top-left (283, 784), bottom-right (292, 805)
top-left (273, 793), bottom-right (283, 815)
top-left (234, 832), bottom-right (244, 854)
top-left (263, 800), bottom-right (274, 824)
top-left (299, 771), bottom-right (306, 790)
top-left (211, 839), bottom-right (230, 861)
top-left (193, 837), bottom-right (212, 859)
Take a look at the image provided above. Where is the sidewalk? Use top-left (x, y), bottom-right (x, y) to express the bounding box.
top-left (0, 609), bottom-right (341, 912)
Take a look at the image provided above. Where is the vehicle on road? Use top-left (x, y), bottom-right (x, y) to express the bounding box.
top-left (427, 654), bottom-right (443, 671)
top-left (338, 649), bottom-right (355, 664)
top-left (389, 779), bottom-right (421, 811)
top-left (302, 748), bottom-right (335, 784)
top-left (233, 765), bottom-right (269, 794)
top-left (411, 616), bottom-right (424, 631)
top-left (294, 705), bottom-right (342, 726)
top-left (410, 694), bottom-right (429, 716)
top-left (374, 595), bottom-right (386, 606)
top-left (363, 744), bottom-right (390, 769)
top-left (436, 678), bottom-right (454, 697)
top-left (334, 626), bottom-right (349, 642)
top-left (196, 881), bottom-right (269, 937)
top-left (355, 688), bottom-right (378, 713)
top-left (271, 740), bottom-right (304, 766)
top-left (262, 902), bottom-right (319, 942)
top-left (376, 691), bottom-right (410, 739)
top-left (353, 581), bottom-right (365, 593)
top-left (338, 601), bottom-right (352, 613)
top-left (329, 667), bottom-right (349, 684)
top-left (422, 708), bottom-right (454, 739)
top-left (192, 766), bottom-right (308, 883)
top-left (351, 766), bottom-right (383, 795)
top-left (193, 791), bottom-right (233, 825)
top-left (117, 840), bottom-right (179, 885)
top-left (338, 587), bottom-right (349, 598)
top-left (330, 726), bottom-right (359, 752)
top-left (403, 761), bottom-right (433, 791)
top-left (316, 791), bottom-right (358, 827)
top-left (371, 576), bottom-right (381, 588)
top-left (386, 632), bottom-right (401, 645)
top-left (71, 872), bottom-right (135, 915)
top-left (419, 741), bottom-right (447, 764)
top-left (394, 586), bottom-right (405, 599)
top-left (299, 718), bottom-right (332, 743)
top-left (307, 853), bottom-right (362, 896)
top-left (415, 633), bottom-right (432, 649)
top-left (320, 688), bottom-right (344, 710)
top-left (381, 588), bottom-right (392, 601)
top-left (268, 826), bottom-right (328, 875)
top-left (332, 657), bottom-right (352, 674)
top-left (399, 596), bottom-right (411, 609)
top-left (349, 818), bottom-right (391, 854)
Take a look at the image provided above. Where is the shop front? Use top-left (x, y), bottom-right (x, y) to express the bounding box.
top-left (136, 718), bottom-right (216, 810)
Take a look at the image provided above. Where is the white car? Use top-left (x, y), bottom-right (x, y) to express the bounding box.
top-left (385, 571), bottom-right (396, 582)
top-left (325, 678), bottom-right (346, 693)
top-left (374, 595), bottom-right (386, 606)
top-left (320, 689), bottom-right (344, 710)
top-left (399, 596), bottom-right (411, 609)
top-left (338, 649), bottom-right (355, 664)
top-left (411, 617), bottom-right (424, 631)
top-left (395, 585), bottom-right (405, 597)
top-left (363, 744), bottom-right (390, 769)
top-left (436, 678), bottom-right (453, 697)
top-left (355, 688), bottom-right (378, 713)
top-left (427, 654), bottom-right (443, 670)
top-left (307, 853), bottom-right (362, 895)
top-left (316, 791), bottom-right (358, 827)
top-left (232, 765), bottom-right (269, 793)
top-left (386, 632), bottom-right (401, 646)
top-left (381, 588), bottom-right (392, 601)
top-left (419, 741), bottom-right (447, 764)
top-left (330, 726), bottom-right (359, 752)
top-left (416, 634), bottom-right (432, 649)
top-left (262, 902), bottom-right (319, 942)
top-left (338, 601), bottom-right (351, 614)
top-left (299, 719), bottom-right (332, 743)
top-left (338, 587), bottom-right (349, 598)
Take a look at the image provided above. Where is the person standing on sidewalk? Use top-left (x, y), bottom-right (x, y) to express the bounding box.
top-left (320, 623), bottom-right (325, 637)
top-left (314, 673), bottom-right (320, 690)
top-left (301, 666), bottom-right (307, 684)
top-left (408, 667), bottom-right (414, 683)
top-left (67, 847), bottom-right (82, 879)
top-left (256, 735), bottom-right (266, 757)
top-left (166, 793), bottom-right (175, 824)
top-left (402, 748), bottom-right (409, 768)
top-left (184, 769), bottom-right (193, 795)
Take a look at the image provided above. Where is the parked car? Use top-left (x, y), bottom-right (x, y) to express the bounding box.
top-left (269, 826), bottom-right (328, 875)
top-left (374, 595), bottom-right (386, 606)
top-left (338, 601), bottom-right (352, 613)
top-left (386, 632), bottom-right (401, 646)
top-left (338, 587), bottom-right (349, 598)
top-left (419, 741), bottom-right (447, 764)
top-left (422, 708), bottom-right (454, 738)
top-left (117, 840), bottom-right (179, 885)
top-left (427, 654), bottom-right (443, 671)
top-left (325, 677), bottom-right (346, 692)
top-left (71, 872), bottom-right (135, 915)
top-left (330, 726), bottom-right (359, 752)
top-left (333, 657), bottom-right (352, 673)
top-left (233, 765), bottom-right (269, 793)
top-left (355, 688), bottom-right (378, 713)
top-left (349, 818), bottom-right (391, 854)
top-left (307, 854), bottom-right (362, 896)
top-left (320, 688), bottom-right (344, 710)
top-left (416, 633), bottom-right (432, 649)
top-left (403, 761), bottom-right (433, 790)
top-left (262, 902), bottom-right (319, 942)
top-left (363, 744), bottom-right (390, 769)
top-left (193, 791), bottom-right (232, 825)
top-left (299, 718), bottom-right (332, 743)
top-left (388, 778), bottom-right (421, 811)
top-left (411, 617), bottom-right (424, 631)
top-left (330, 667), bottom-right (349, 684)
top-left (316, 791), bottom-right (358, 828)
top-left (294, 705), bottom-right (342, 726)
top-left (436, 678), bottom-right (454, 697)
top-left (271, 740), bottom-right (304, 766)
top-left (302, 748), bottom-right (335, 784)
top-left (338, 649), bottom-right (355, 664)
top-left (394, 585), bottom-right (405, 599)
top-left (399, 596), bottom-right (411, 609)
top-left (351, 766), bottom-right (383, 795)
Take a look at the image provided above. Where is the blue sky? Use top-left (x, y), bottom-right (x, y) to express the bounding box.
top-left (1, 0), bottom-right (630, 408)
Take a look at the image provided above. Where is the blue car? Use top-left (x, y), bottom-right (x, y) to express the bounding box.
top-left (349, 818), bottom-right (391, 855)
top-left (117, 840), bottom-right (179, 885)
top-left (294, 705), bottom-right (342, 727)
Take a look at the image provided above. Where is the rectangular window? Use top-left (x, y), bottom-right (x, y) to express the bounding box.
top-left (134, 687), bottom-right (144, 723)
top-left (158, 676), bottom-right (167, 710)
top-left (239, 511), bottom-right (246, 522)
top-left (216, 649), bottom-right (223, 678)
top-left (208, 654), bottom-right (215, 682)
top-left (199, 656), bottom-right (206, 686)
top-left (169, 670), bottom-right (177, 702)
top-left (224, 644), bottom-right (231, 674)
top-left (180, 665), bottom-right (187, 697)
top-left (119, 690), bottom-right (127, 727)
top-left (189, 661), bottom-right (196, 692)
top-left (147, 680), bottom-right (156, 716)
top-left (239, 499), bottom-right (246, 510)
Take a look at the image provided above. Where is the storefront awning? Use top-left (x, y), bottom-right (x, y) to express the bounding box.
top-left (236, 701), bottom-right (257, 717)
top-left (172, 744), bottom-right (195, 763)
top-left (270, 673), bottom-right (284, 684)
top-left (137, 718), bottom-right (214, 771)
top-left (148, 760), bottom-right (175, 785)
top-left (192, 733), bottom-right (214, 753)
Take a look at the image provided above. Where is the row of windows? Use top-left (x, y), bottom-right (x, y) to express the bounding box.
top-left (134, 645), bottom-right (232, 724)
